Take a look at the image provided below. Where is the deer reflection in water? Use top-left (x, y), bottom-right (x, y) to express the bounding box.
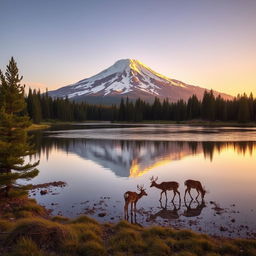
top-left (184, 179), bottom-right (206, 201)
top-left (150, 176), bottom-right (181, 202)
top-left (148, 200), bottom-right (181, 222)
top-left (183, 198), bottom-right (206, 218)
top-left (124, 185), bottom-right (147, 220)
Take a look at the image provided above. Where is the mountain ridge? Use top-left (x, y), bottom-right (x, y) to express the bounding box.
top-left (48, 59), bottom-right (233, 104)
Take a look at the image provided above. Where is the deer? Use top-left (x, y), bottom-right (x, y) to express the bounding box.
top-left (124, 185), bottom-right (147, 219)
top-left (184, 179), bottom-right (206, 201)
top-left (150, 176), bottom-right (181, 202)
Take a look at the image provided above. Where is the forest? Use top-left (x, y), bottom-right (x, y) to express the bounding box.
top-left (26, 89), bottom-right (256, 123)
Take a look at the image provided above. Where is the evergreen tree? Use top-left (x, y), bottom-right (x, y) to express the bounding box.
top-left (215, 95), bottom-right (227, 121)
top-left (238, 94), bottom-right (250, 123)
top-left (187, 95), bottom-right (200, 119)
top-left (0, 57), bottom-right (39, 197)
top-left (201, 90), bottom-right (215, 121)
top-left (118, 98), bottom-right (126, 121)
top-left (152, 97), bottom-right (162, 120)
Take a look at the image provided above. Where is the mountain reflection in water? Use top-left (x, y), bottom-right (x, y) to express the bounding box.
top-left (33, 133), bottom-right (256, 178)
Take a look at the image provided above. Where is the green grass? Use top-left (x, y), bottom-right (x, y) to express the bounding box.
top-left (26, 124), bottom-right (50, 131)
top-left (1, 198), bottom-right (256, 256)
top-left (0, 197), bottom-right (48, 219)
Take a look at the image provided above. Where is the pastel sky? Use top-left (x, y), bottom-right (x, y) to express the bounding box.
top-left (0, 0), bottom-right (255, 96)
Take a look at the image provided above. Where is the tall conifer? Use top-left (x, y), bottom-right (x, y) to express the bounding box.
top-left (0, 57), bottom-right (39, 197)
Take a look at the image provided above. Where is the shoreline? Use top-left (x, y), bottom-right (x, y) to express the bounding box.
top-left (112, 120), bottom-right (256, 127)
top-left (1, 195), bottom-right (256, 255)
top-left (27, 120), bottom-right (256, 130)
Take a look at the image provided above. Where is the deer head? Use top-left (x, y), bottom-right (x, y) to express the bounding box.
top-left (137, 184), bottom-right (147, 196)
top-left (150, 176), bottom-right (158, 187)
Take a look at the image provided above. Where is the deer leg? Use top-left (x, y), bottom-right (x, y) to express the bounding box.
top-left (164, 191), bottom-right (167, 201)
top-left (124, 203), bottom-right (127, 219)
top-left (172, 191), bottom-right (176, 202)
top-left (165, 193), bottom-right (167, 205)
top-left (196, 189), bottom-right (200, 200)
top-left (188, 188), bottom-right (193, 200)
top-left (176, 189), bottom-right (181, 202)
top-left (184, 188), bottom-right (188, 201)
top-left (159, 191), bottom-right (164, 201)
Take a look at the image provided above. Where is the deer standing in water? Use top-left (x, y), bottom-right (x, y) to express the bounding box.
top-left (124, 185), bottom-right (147, 219)
top-left (184, 179), bottom-right (206, 201)
top-left (150, 176), bottom-right (181, 202)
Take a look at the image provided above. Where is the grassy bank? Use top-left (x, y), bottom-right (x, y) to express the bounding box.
top-left (1, 216), bottom-right (256, 256)
top-left (0, 197), bottom-right (256, 256)
top-left (28, 120), bottom-right (256, 128)
top-left (26, 124), bottom-right (51, 131)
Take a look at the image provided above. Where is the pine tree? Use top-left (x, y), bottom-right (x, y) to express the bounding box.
top-left (201, 90), bottom-right (215, 121)
top-left (0, 57), bottom-right (39, 197)
top-left (118, 98), bottom-right (126, 121)
top-left (238, 94), bottom-right (250, 123)
top-left (187, 95), bottom-right (200, 119)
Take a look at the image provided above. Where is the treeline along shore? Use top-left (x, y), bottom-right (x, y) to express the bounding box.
top-left (27, 89), bottom-right (256, 124)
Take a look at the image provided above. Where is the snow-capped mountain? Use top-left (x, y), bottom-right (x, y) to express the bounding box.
top-left (48, 59), bottom-right (232, 104)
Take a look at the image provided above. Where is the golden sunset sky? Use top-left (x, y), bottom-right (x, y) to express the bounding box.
top-left (1, 0), bottom-right (255, 96)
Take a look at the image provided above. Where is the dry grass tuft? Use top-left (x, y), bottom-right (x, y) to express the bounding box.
top-left (5, 218), bottom-right (75, 250)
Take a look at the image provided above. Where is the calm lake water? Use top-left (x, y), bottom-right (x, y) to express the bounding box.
top-left (28, 123), bottom-right (256, 238)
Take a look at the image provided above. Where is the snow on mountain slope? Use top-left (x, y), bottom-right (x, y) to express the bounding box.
top-left (48, 59), bottom-right (232, 103)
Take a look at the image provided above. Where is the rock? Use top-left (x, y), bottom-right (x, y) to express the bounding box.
top-left (220, 226), bottom-right (228, 232)
top-left (40, 190), bottom-right (47, 195)
top-left (98, 212), bottom-right (106, 217)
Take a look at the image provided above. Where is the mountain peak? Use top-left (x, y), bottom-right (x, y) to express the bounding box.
top-left (112, 58), bottom-right (147, 72)
top-left (48, 59), bottom-right (233, 104)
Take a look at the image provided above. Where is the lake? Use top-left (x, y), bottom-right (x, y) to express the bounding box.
top-left (28, 123), bottom-right (256, 238)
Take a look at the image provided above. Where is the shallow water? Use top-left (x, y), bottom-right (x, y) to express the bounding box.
top-left (28, 123), bottom-right (256, 238)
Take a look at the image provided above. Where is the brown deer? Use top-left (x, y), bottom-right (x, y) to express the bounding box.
top-left (150, 176), bottom-right (181, 202)
top-left (184, 179), bottom-right (206, 201)
top-left (124, 185), bottom-right (147, 219)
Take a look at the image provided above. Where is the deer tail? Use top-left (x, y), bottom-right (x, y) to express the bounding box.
top-left (124, 192), bottom-right (129, 201)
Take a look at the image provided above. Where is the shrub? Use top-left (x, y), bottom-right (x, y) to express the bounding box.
top-left (71, 215), bottom-right (98, 225)
top-left (9, 237), bottom-right (44, 256)
top-left (51, 215), bottom-right (70, 224)
top-left (77, 240), bottom-right (106, 256)
top-left (146, 238), bottom-right (171, 256)
top-left (6, 218), bottom-right (75, 250)
top-left (109, 227), bottom-right (145, 254)
top-left (142, 226), bottom-right (174, 239)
